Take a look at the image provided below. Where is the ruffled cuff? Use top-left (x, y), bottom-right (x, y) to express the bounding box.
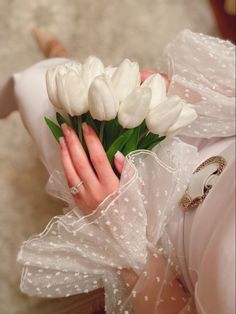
top-left (17, 138), bottom-right (198, 313)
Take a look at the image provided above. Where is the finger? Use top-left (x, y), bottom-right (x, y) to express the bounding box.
top-left (59, 137), bottom-right (83, 187)
top-left (59, 137), bottom-right (92, 214)
top-left (114, 151), bottom-right (125, 174)
top-left (82, 122), bottom-right (119, 187)
top-left (61, 124), bottom-right (100, 191)
top-left (140, 70), bottom-right (156, 83)
top-left (73, 194), bottom-right (93, 215)
top-left (140, 70), bottom-right (170, 90)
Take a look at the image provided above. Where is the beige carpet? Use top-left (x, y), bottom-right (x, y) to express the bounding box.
top-left (0, 1), bottom-right (218, 313)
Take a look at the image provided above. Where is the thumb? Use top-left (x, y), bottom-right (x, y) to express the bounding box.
top-left (114, 151), bottom-right (125, 174)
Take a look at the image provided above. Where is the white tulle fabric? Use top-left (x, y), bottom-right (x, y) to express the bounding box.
top-left (18, 138), bottom-right (198, 313)
top-left (166, 30), bottom-right (235, 139)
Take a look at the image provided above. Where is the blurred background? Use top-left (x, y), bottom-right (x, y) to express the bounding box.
top-left (0, 0), bottom-right (235, 313)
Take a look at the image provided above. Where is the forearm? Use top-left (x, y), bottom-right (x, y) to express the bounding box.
top-left (122, 252), bottom-right (188, 313)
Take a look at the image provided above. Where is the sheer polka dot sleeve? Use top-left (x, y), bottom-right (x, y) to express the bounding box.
top-left (165, 30), bottom-right (235, 138)
top-left (17, 138), bottom-right (198, 313)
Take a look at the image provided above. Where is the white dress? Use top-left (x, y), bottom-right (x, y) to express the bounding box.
top-left (1, 30), bottom-right (235, 313)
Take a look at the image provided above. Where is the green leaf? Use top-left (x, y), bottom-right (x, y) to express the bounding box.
top-left (104, 117), bottom-right (122, 150)
top-left (56, 112), bottom-right (67, 126)
top-left (139, 135), bottom-right (166, 150)
top-left (138, 132), bottom-right (158, 149)
top-left (99, 121), bottom-right (105, 144)
top-left (139, 120), bottom-right (147, 136)
top-left (84, 113), bottom-right (99, 135)
top-left (122, 125), bottom-right (141, 156)
top-left (106, 129), bottom-right (134, 164)
top-left (138, 123), bottom-right (149, 143)
top-left (69, 115), bottom-right (79, 135)
top-left (44, 117), bottom-right (63, 142)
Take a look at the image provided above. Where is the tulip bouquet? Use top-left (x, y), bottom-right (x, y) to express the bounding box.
top-left (45, 56), bottom-right (197, 167)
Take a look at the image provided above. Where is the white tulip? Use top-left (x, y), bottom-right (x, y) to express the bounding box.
top-left (88, 74), bottom-right (119, 121)
top-left (46, 66), bottom-right (64, 109)
top-left (118, 87), bottom-right (151, 128)
top-left (142, 73), bottom-right (166, 110)
top-left (82, 56), bottom-right (104, 86)
top-left (105, 66), bottom-right (117, 78)
top-left (146, 95), bottom-right (197, 136)
top-left (56, 65), bottom-right (88, 116)
top-left (112, 59), bottom-right (140, 102)
top-left (46, 63), bottom-right (83, 112)
top-left (167, 104), bottom-right (198, 135)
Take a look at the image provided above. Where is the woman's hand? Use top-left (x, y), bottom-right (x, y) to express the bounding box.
top-left (59, 71), bottom-right (170, 215)
top-left (59, 122), bottom-right (125, 214)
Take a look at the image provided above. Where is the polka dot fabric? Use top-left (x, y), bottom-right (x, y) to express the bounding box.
top-left (18, 138), bottom-right (198, 313)
top-left (166, 30), bottom-right (235, 138)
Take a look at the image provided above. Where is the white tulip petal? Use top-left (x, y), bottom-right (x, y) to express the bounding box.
top-left (167, 105), bottom-right (198, 136)
top-left (63, 62), bottom-right (81, 74)
top-left (142, 73), bottom-right (166, 109)
top-left (46, 62), bottom-right (84, 114)
top-left (105, 66), bottom-right (117, 78)
top-left (88, 74), bottom-right (119, 121)
top-left (112, 59), bottom-right (140, 102)
top-left (82, 56), bottom-right (105, 87)
top-left (54, 63), bottom-right (89, 116)
top-left (65, 71), bottom-right (88, 116)
top-left (69, 62), bottom-right (82, 72)
top-left (56, 73), bottom-right (73, 116)
top-left (46, 68), bottom-right (62, 109)
top-left (146, 96), bottom-right (183, 135)
top-left (118, 87), bottom-right (151, 128)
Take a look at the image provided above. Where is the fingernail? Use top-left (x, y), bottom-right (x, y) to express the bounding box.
top-left (61, 123), bottom-right (70, 136)
top-left (114, 151), bottom-right (125, 163)
top-left (59, 137), bottom-right (66, 148)
top-left (82, 122), bottom-right (89, 134)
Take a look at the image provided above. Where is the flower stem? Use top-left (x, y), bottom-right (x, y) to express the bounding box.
top-left (139, 128), bottom-right (149, 141)
top-left (99, 121), bottom-right (105, 143)
top-left (78, 116), bottom-right (83, 143)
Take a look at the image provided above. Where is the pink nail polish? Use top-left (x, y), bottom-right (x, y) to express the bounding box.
top-left (114, 151), bottom-right (125, 163)
top-left (59, 137), bottom-right (66, 148)
top-left (82, 122), bottom-right (89, 134)
top-left (61, 123), bottom-right (70, 136)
